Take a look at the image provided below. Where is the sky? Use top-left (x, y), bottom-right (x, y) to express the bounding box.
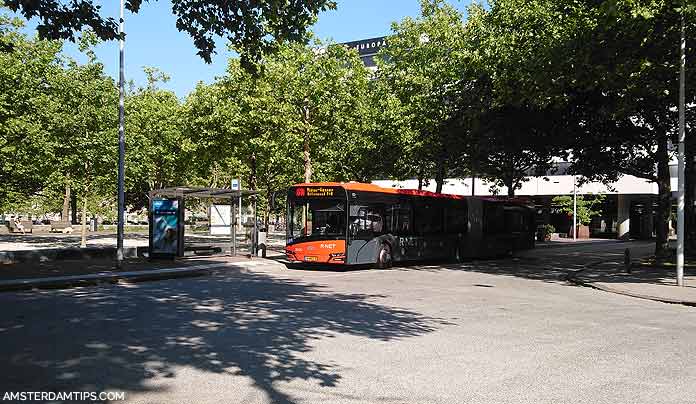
top-left (17, 0), bottom-right (470, 98)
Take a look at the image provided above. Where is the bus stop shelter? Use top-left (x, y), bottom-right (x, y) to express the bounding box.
top-left (149, 186), bottom-right (259, 258)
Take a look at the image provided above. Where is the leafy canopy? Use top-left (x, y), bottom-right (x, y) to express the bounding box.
top-left (5, 0), bottom-right (337, 69)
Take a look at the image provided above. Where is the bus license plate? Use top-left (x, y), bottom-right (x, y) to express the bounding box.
top-left (304, 256), bottom-right (318, 262)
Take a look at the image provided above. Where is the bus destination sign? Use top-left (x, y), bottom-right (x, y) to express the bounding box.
top-left (296, 187), bottom-right (336, 197)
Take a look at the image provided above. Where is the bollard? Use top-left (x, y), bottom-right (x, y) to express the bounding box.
top-left (624, 248), bottom-right (632, 274)
top-left (257, 229), bottom-right (267, 258)
top-left (258, 243), bottom-right (267, 258)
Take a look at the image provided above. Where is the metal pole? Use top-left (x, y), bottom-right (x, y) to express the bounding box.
top-left (231, 196), bottom-right (236, 256)
top-left (573, 175), bottom-right (577, 240)
top-left (238, 195), bottom-right (242, 231)
top-left (253, 196), bottom-right (258, 257)
top-left (677, 8), bottom-right (686, 287)
top-left (116, 0), bottom-right (126, 267)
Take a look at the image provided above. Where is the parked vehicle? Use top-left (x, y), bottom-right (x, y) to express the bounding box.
top-left (285, 182), bottom-right (535, 268)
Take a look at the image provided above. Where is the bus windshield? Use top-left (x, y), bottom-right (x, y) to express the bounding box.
top-left (288, 198), bottom-right (347, 241)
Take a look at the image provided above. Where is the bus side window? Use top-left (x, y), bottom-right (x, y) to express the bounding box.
top-left (352, 206), bottom-right (385, 238)
top-left (415, 201), bottom-right (442, 235)
top-left (384, 205), bottom-right (395, 234)
top-left (504, 209), bottom-right (523, 232)
top-left (484, 203), bottom-right (505, 234)
top-left (368, 208), bottom-right (384, 234)
top-left (445, 202), bottom-right (468, 233)
top-left (395, 204), bottom-right (412, 235)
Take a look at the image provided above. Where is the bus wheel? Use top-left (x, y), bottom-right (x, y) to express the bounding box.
top-left (377, 244), bottom-right (393, 269)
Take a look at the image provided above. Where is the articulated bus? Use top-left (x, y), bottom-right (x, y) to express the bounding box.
top-left (285, 182), bottom-right (535, 268)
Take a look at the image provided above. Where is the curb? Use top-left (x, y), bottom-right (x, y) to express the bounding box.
top-left (0, 246), bottom-right (147, 265)
top-left (566, 275), bottom-right (696, 307)
top-left (565, 260), bottom-right (696, 307)
top-left (559, 258), bottom-right (617, 282)
top-left (0, 260), bottom-right (283, 292)
top-left (534, 239), bottom-right (643, 250)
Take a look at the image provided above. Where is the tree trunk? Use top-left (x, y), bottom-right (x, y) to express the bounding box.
top-left (505, 178), bottom-right (516, 197)
top-left (303, 106), bottom-right (312, 183)
top-left (303, 135), bottom-right (312, 183)
top-left (80, 192), bottom-right (88, 248)
top-left (62, 179), bottom-right (71, 222)
top-left (417, 166), bottom-right (424, 191)
top-left (70, 193), bottom-right (78, 224)
top-left (265, 189), bottom-right (272, 228)
top-left (249, 152), bottom-right (257, 191)
top-left (435, 161), bottom-right (446, 194)
top-left (655, 137), bottom-right (672, 257)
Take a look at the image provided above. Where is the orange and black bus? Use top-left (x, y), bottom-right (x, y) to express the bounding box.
top-left (285, 182), bottom-right (535, 268)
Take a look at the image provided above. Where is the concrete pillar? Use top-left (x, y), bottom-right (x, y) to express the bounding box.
top-left (542, 197), bottom-right (551, 225)
top-left (640, 198), bottom-right (654, 239)
top-left (617, 194), bottom-right (631, 240)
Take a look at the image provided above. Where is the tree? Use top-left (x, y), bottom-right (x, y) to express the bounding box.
top-left (466, 103), bottom-right (564, 196)
top-left (467, 0), bottom-right (695, 255)
top-left (6, 0), bottom-right (337, 70)
top-left (125, 67), bottom-right (192, 210)
top-left (457, 1), bottom-right (568, 196)
top-left (377, 0), bottom-right (470, 193)
top-left (552, 194), bottom-right (605, 226)
top-left (550, 0), bottom-right (696, 256)
top-left (182, 80), bottom-right (248, 190)
top-left (257, 40), bottom-right (370, 184)
top-left (0, 14), bottom-right (62, 211)
top-left (44, 32), bottom-right (118, 245)
top-left (217, 59), bottom-right (304, 225)
top-left (181, 40), bottom-right (370, 225)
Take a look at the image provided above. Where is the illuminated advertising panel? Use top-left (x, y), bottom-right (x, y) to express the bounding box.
top-left (149, 198), bottom-right (184, 258)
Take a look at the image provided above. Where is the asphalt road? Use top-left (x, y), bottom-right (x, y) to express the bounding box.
top-left (2, 240), bottom-right (695, 404)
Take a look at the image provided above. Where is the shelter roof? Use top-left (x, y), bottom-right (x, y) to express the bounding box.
top-left (150, 187), bottom-right (257, 200)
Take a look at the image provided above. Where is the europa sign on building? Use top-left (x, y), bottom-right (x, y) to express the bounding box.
top-left (342, 36), bottom-right (387, 68)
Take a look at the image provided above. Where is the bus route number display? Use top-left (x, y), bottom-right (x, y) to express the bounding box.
top-left (296, 187), bottom-right (336, 197)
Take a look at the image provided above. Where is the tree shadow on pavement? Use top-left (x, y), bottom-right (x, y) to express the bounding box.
top-left (396, 243), bottom-right (660, 285)
top-left (0, 270), bottom-right (445, 403)
top-left (395, 250), bottom-right (625, 284)
top-left (576, 260), bottom-right (696, 288)
top-left (395, 258), bottom-right (575, 284)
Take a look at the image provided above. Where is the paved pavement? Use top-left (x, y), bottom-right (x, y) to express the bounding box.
top-left (0, 256), bottom-right (278, 292)
top-left (572, 258), bottom-right (696, 305)
top-left (2, 240), bottom-right (695, 404)
top-left (0, 255), bottom-right (251, 282)
top-left (0, 231), bottom-right (287, 252)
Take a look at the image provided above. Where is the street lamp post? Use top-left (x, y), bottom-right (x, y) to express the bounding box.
top-left (116, 0), bottom-right (126, 267)
top-left (573, 175), bottom-right (577, 240)
top-left (677, 8), bottom-right (686, 287)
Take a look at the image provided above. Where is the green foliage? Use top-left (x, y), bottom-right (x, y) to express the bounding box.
top-left (180, 40), bottom-right (371, 222)
top-left (552, 195), bottom-right (605, 226)
top-left (456, 0), bottom-right (570, 195)
top-left (125, 67), bottom-right (190, 209)
top-left (0, 15), bottom-right (62, 210)
top-left (542, 224), bottom-right (556, 235)
top-left (2, 0), bottom-right (695, 250)
top-left (5, 0), bottom-right (337, 70)
top-left (377, 0), bottom-right (470, 188)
